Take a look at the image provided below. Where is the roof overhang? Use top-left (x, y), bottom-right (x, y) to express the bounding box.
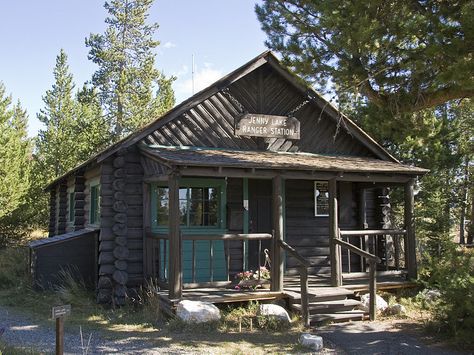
top-left (139, 145), bottom-right (428, 184)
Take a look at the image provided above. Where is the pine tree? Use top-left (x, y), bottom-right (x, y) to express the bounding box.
top-left (0, 83), bottom-right (32, 246)
top-left (36, 49), bottom-right (79, 180)
top-left (0, 85), bottom-right (31, 220)
top-left (256, 0), bottom-right (474, 114)
top-left (86, 0), bottom-right (175, 138)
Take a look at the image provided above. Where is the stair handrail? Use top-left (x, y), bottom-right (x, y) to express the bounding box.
top-left (278, 239), bottom-right (311, 328)
top-left (335, 230), bottom-right (381, 321)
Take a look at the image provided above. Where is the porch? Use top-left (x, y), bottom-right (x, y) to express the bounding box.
top-left (140, 145), bottom-right (426, 324)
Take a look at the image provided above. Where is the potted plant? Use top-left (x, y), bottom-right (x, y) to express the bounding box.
top-left (234, 266), bottom-right (271, 290)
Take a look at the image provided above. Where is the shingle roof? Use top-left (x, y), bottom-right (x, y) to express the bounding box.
top-left (140, 145), bottom-right (428, 175)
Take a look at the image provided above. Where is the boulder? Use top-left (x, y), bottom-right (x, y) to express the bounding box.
top-left (384, 303), bottom-right (407, 316)
top-left (176, 300), bottom-right (221, 323)
top-left (421, 289), bottom-right (441, 303)
top-left (300, 333), bottom-right (323, 351)
top-left (359, 293), bottom-right (388, 312)
top-left (259, 304), bottom-right (291, 324)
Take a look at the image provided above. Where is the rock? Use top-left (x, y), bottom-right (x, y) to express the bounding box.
top-left (421, 289), bottom-right (441, 303)
top-left (359, 293), bottom-right (388, 312)
top-left (385, 303), bottom-right (407, 316)
top-left (259, 304), bottom-right (291, 323)
top-left (176, 300), bottom-right (221, 323)
top-left (300, 333), bottom-right (323, 351)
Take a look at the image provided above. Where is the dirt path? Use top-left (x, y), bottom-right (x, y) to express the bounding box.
top-left (317, 320), bottom-right (465, 355)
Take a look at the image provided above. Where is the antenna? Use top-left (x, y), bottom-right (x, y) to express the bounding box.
top-left (192, 54), bottom-right (195, 95)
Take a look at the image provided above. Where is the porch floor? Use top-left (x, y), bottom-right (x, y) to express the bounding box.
top-left (157, 273), bottom-right (416, 315)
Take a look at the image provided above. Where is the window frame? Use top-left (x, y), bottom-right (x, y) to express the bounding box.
top-left (68, 190), bottom-right (75, 223)
top-left (314, 181), bottom-right (330, 217)
top-left (90, 183), bottom-right (101, 225)
top-left (150, 178), bottom-right (227, 234)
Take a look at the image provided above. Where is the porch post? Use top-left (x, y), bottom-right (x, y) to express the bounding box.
top-left (329, 178), bottom-right (342, 286)
top-left (168, 171), bottom-right (182, 300)
top-left (271, 175), bottom-right (284, 292)
top-left (404, 178), bottom-right (417, 279)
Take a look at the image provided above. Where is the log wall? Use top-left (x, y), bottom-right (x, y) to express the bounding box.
top-left (97, 146), bottom-right (144, 305)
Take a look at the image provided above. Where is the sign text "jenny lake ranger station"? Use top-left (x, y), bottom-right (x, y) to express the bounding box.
top-left (235, 113), bottom-right (300, 140)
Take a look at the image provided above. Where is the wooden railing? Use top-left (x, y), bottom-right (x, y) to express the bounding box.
top-left (145, 231), bottom-right (273, 288)
top-left (335, 229), bottom-right (389, 321)
top-left (278, 239), bottom-right (311, 328)
top-left (338, 229), bottom-right (407, 275)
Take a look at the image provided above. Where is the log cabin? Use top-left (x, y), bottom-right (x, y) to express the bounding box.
top-left (30, 51), bottom-right (428, 323)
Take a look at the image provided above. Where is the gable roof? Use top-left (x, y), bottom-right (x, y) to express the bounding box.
top-left (46, 51), bottom-right (402, 190)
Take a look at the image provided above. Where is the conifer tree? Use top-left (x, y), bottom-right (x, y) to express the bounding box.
top-left (0, 84), bottom-right (31, 221)
top-left (36, 49), bottom-right (79, 181)
top-left (86, 0), bottom-right (175, 138)
top-left (0, 83), bottom-right (32, 246)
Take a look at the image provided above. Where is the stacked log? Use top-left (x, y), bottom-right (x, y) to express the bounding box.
top-left (57, 182), bottom-right (68, 235)
top-left (112, 150), bottom-right (129, 305)
top-left (96, 147), bottom-right (144, 305)
top-left (74, 173), bottom-right (86, 231)
top-left (97, 158), bottom-right (115, 304)
top-left (48, 189), bottom-right (56, 237)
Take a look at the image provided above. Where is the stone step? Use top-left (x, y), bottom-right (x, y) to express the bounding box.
top-left (291, 299), bottom-right (361, 314)
top-left (310, 310), bottom-right (369, 324)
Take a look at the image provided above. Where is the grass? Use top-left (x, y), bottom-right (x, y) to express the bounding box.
top-left (0, 244), bottom-right (309, 354)
top-left (0, 341), bottom-right (41, 355)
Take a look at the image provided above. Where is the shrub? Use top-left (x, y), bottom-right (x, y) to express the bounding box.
top-left (419, 241), bottom-right (474, 348)
top-left (0, 247), bottom-right (30, 289)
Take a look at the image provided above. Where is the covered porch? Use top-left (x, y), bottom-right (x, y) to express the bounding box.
top-left (140, 145), bottom-right (427, 322)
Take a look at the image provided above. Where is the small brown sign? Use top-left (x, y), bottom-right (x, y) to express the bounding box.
top-left (52, 305), bottom-right (71, 319)
top-left (235, 113), bottom-right (300, 139)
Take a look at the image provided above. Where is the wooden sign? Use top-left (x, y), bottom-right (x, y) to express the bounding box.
top-left (52, 305), bottom-right (71, 319)
top-left (235, 113), bottom-right (300, 139)
top-left (52, 304), bottom-right (71, 355)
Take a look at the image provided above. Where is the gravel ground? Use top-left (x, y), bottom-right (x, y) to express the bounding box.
top-left (1, 305), bottom-right (466, 354)
top-left (0, 306), bottom-right (188, 354)
top-left (317, 320), bottom-right (465, 355)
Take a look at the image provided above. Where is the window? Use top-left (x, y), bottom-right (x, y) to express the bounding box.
top-left (68, 192), bottom-right (75, 222)
top-left (90, 184), bottom-right (101, 225)
top-left (152, 179), bottom-right (226, 232)
top-left (314, 181), bottom-right (329, 216)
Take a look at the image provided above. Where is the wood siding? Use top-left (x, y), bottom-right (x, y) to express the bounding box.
top-left (226, 178), bottom-right (244, 275)
top-left (285, 180), bottom-right (371, 275)
top-left (141, 64), bottom-right (377, 158)
top-left (31, 232), bottom-right (97, 289)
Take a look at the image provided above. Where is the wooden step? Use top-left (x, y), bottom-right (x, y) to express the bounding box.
top-left (310, 310), bottom-right (368, 324)
top-left (285, 287), bottom-right (355, 303)
top-left (291, 299), bottom-right (361, 314)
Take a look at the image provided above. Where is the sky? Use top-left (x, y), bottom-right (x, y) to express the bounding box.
top-left (0, 0), bottom-right (267, 136)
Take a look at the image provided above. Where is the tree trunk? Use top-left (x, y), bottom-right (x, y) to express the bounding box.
top-left (459, 159), bottom-right (469, 244)
top-left (468, 184), bottom-right (474, 245)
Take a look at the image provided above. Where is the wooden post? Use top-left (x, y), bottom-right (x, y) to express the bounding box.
top-left (271, 175), bottom-right (284, 292)
top-left (55, 317), bottom-right (64, 355)
top-left (369, 260), bottom-right (376, 321)
top-left (405, 178), bottom-right (417, 280)
top-left (52, 305), bottom-right (70, 355)
top-left (300, 265), bottom-right (310, 328)
top-left (329, 178), bottom-right (342, 286)
top-left (358, 187), bottom-right (369, 271)
top-left (168, 171), bottom-right (182, 300)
